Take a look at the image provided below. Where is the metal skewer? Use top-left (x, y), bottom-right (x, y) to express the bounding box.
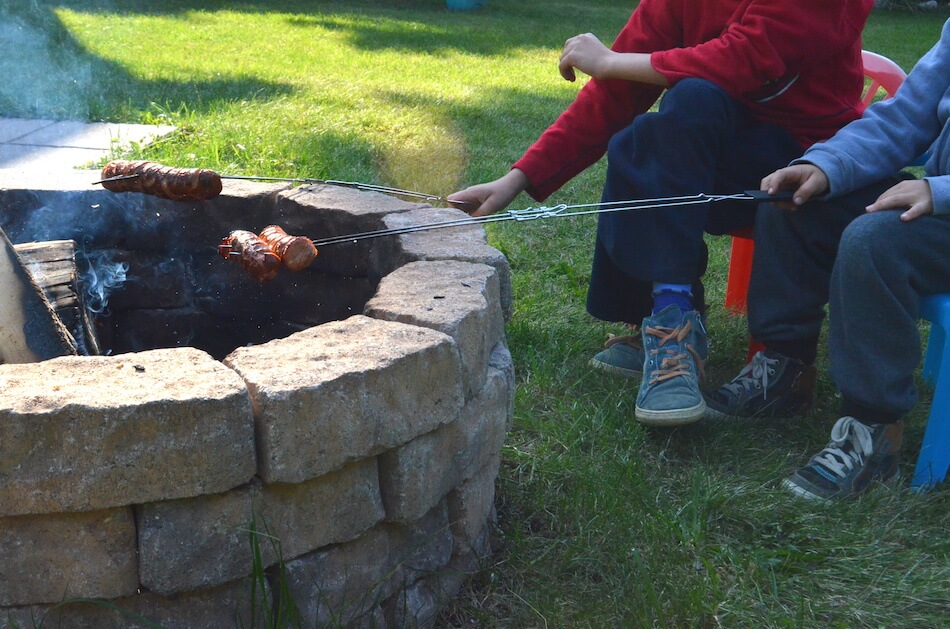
top-left (92, 173), bottom-right (141, 185)
top-left (219, 175), bottom-right (478, 208)
top-left (311, 191), bottom-right (793, 247)
top-left (92, 172), bottom-right (477, 207)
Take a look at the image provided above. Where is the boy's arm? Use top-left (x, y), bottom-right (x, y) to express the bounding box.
top-left (799, 19), bottom-right (950, 209)
top-left (514, 0), bottom-right (682, 201)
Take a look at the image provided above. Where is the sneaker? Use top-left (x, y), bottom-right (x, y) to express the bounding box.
top-left (783, 417), bottom-right (903, 501)
top-left (703, 350), bottom-right (816, 419)
top-left (634, 306), bottom-right (708, 426)
top-left (590, 329), bottom-right (644, 378)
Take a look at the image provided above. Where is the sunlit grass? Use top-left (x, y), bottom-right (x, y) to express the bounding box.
top-left (3, 1), bottom-right (948, 626)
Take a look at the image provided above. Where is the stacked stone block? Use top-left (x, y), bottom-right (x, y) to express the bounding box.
top-left (0, 175), bottom-right (513, 628)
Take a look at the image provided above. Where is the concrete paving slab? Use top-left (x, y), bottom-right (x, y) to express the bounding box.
top-left (0, 118), bottom-right (176, 172)
top-left (0, 119), bottom-right (55, 144)
top-left (0, 167), bottom-right (101, 191)
top-left (10, 121), bottom-right (176, 150)
top-left (0, 144), bottom-right (110, 170)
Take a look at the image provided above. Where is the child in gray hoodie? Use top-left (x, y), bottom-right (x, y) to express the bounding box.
top-left (746, 18), bottom-right (950, 499)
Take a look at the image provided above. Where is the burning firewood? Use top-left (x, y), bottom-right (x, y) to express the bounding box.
top-left (0, 228), bottom-right (77, 363)
top-left (14, 240), bottom-right (100, 357)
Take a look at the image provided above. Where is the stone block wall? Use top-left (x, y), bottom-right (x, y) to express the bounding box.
top-left (0, 173), bottom-right (514, 628)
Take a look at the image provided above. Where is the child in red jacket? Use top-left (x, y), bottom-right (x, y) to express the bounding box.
top-left (449, 0), bottom-right (874, 426)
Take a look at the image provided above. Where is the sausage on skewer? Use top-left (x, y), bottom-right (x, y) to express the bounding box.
top-left (101, 160), bottom-right (223, 201)
top-left (218, 230), bottom-right (281, 282)
top-left (258, 225), bottom-right (318, 271)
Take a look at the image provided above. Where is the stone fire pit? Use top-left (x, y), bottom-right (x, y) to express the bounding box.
top-left (0, 169), bottom-right (513, 627)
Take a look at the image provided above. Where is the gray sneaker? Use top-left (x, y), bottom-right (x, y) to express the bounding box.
top-left (783, 417), bottom-right (903, 501)
top-left (634, 306), bottom-right (708, 426)
top-left (704, 351), bottom-right (816, 420)
top-left (590, 329), bottom-right (644, 378)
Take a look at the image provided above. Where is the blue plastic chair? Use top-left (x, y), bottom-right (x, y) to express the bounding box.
top-left (915, 294), bottom-right (950, 488)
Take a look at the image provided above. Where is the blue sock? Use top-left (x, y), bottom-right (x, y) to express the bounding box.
top-left (652, 282), bottom-right (693, 315)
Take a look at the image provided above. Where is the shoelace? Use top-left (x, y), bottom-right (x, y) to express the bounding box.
top-left (644, 321), bottom-right (704, 384)
top-left (603, 332), bottom-right (643, 351)
top-left (721, 351), bottom-right (777, 399)
top-left (810, 417), bottom-right (875, 478)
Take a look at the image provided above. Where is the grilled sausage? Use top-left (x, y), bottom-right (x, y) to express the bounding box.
top-left (101, 160), bottom-right (223, 201)
top-left (218, 230), bottom-right (281, 282)
top-left (258, 225), bottom-right (317, 271)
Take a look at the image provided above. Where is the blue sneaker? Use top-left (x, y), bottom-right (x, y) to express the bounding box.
top-left (590, 329), bottom-right (644, 378)
top-left (634, 306), bottom-right (708, 426)
top-left (783, 417), bottom-right (903, 501)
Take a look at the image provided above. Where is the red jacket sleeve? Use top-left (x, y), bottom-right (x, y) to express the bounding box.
top-left (513, 0), bottom-right (680, 201)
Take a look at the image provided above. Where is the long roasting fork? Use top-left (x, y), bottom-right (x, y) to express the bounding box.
top-left (309, 190), bottom-right (794, 247)
top-left (91, 173), bottom-right (792, 246)
top-left (92, 173), bottom-right (479, 208)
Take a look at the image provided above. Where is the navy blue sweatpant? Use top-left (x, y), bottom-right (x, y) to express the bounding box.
top-left (832, 210), bottom-right (950, 422)
top-left (749, 176), bottom-right (947, 422)
top-left (586, 78), bottom-right (803, 324)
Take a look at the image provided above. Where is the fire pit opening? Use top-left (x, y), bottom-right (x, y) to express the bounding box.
top-left (0, 169), bottom-right (513, 627)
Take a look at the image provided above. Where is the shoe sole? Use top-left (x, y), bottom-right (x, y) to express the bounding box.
top-left (635, 399), bottom-right (706, 426)
top-left (588, 357), bottom-right (642, 379)
top-left (781, 478), bottom-right (829, 502)
top-left (702, 401), bottom-right (813, 421)
top-left (782, 473), bottom-right (902, 502)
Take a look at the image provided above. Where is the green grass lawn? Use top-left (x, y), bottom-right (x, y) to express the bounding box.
top-left (4, 1), bottom-right (949, 626)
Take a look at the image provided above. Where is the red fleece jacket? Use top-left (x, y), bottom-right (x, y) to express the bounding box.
top-left (513, 0), bottom-right (874, 201)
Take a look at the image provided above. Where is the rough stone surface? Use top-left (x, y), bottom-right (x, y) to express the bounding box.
top-left (448, 459), bottom-right (500, 554)
top-left (282, 527), bottom-right (400, 627)
top-left (281, 502), bottom-right (458, 628)
top-left (381, 501), bottom-right (482, 628)
top-left (368, 207), bottom-right (513, 319)
top-left (0, 508), bottom-right (137, 606)
top-left (224, 315), bottom-right (465, 483)
top-left (273, 185), bottom-right (423, 277)
top-left (0, 348), bottom-right (256, 516)
top-left (137, 484), bottom-right (256, 596)
top-left (385, 571), bottom-right (462, 629)
top-left (379, 354), bottom-right (511, 523)
top-left (0, 577), bottom-right (259, 629)
top-left (256, 459), bottom-right (385, 564)
top-left (489, 342), bottom-right (516, 430)
top-left (388, 500), bottom-right (455, 582)
top-left (365, 260), bottom-right (504, 400)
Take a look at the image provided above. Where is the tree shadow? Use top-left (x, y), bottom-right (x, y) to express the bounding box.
top-left (1, 2), bottom-right (296, 120)
top-left (19, 0), bottom-right (630, 56)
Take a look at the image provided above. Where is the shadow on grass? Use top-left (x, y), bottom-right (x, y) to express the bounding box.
top-left (0, 3), bottom-right (296, 121)
top-left (19, 0), bottom-right (632, 57)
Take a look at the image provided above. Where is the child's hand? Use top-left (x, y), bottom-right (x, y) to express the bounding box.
top-left (559, 33), bottom-right (614, 82)
top-left (760, 163), bottom-right (830, 208)
top-left (448, 169), bottom-right (530, 217)
top-left (866, 179), bottom-right (934, 221)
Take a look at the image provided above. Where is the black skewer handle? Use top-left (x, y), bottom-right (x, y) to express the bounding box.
top-left (744, 189), bottom-right (796, 203)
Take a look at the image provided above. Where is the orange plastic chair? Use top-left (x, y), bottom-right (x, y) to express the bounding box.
top-left (724, 50), bottom-right (908, 317)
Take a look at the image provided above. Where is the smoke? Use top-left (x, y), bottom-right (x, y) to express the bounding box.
top-left (80, 249), bottom-right (129, 314)
top-left (0, 3), bottom-right (95, 119)
top-left (9, 190), bottom-right (149, 316)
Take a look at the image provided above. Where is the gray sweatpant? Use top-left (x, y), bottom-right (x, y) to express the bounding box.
top-left (749, 178), bottom-right (950, 422)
